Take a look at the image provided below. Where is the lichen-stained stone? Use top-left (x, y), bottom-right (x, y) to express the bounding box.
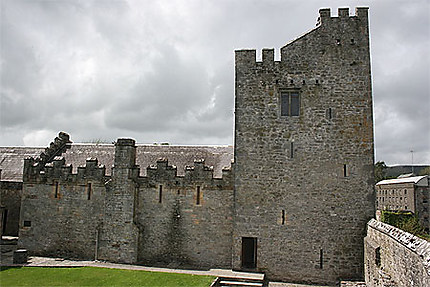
top-left (233, 7), bottom-right (374, 285)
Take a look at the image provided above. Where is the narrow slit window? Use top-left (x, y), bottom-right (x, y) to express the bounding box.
top-left (87, 183), bottom-right (92, 200)
top-left (343, 164), bottom-right (348, 177)
top-left (375, 247), bottom-right (381, 267)
top-left (196, 186), bottom-right (201, 205)
top-left (281, 210), bottom-right (285, 225)
top-left (290, 142), bottom-right (294, 159)
top-left (320, 249), bottom-right (323, 269)
top-left (54, 181), bottom-right (59, 198)
top-left (159, 185), bottom-right (162, 203)
top-left (328, 108), bottom-right (332, 120)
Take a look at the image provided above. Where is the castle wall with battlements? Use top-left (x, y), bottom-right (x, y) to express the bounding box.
top-left (19, 139), bottom-right (234, 268)
top-left (234, 7), bottom-right (374, 284)
top-left (17, 7), bottom-right (375, 284)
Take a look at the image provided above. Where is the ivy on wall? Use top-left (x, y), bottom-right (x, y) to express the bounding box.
top-left (381, 211), bottom-right (429, 241)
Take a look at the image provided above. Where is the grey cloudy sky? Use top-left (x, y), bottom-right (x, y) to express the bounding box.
top-left (1, 0), bottom-right (429, 165)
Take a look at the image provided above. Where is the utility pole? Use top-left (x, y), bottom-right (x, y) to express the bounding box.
top-left (410, 150), bottom-right (414, 174)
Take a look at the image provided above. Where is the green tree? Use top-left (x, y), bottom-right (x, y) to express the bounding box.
top-left (374, 161), bottom-right (387, 183)
top-left (418, 166), bottom-right (430, 176)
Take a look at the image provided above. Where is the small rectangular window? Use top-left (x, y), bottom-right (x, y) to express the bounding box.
top-left (24, 220), bottom-right (31, 227)
top-left (319, 249), bottom-right (323, 269)
top-left (343, 164), bottom-right (348, 177)
top-left (281, 91), bottom-right (300, 116)
top-left (159, 185), bottom-right (162, 203)
top-left (196, 186), bottom-right (201, 205)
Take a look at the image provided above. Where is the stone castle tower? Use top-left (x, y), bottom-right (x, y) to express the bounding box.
top-left (16, 7), bottom-right (375, 286)
top-left (233, 7), bottom-right (374, 284)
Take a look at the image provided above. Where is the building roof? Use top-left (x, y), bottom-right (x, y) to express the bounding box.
top-left (0, 147), bottom-right (44, 182)
top-left (376, 175), bottom-right (429, 187)
top-left (0, 144), bottom-right (234, 182)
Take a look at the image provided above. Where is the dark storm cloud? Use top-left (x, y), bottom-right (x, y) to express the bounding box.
top-left (0, 0), bottom-right (429, 164)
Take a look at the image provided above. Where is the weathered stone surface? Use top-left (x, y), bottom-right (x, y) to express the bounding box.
top-left (0, 181), bottom-right (22, 236)
top-left (13, 249), bottom-right (28, 264)
top-left (233, 7), bottom-right (374, 285)
top-left (16, 7), bottom-right (375, 285)
top-left (137, 159), bottom-right (233, 268)
top-left (18, 137), bottom-right (234, 268)
top-left (364, 219), bottom-right (430, 287)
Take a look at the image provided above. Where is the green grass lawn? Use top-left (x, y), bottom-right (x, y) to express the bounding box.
top-left (0, 266), bottom-right (215, 287)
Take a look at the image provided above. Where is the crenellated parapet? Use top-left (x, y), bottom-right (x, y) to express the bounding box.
top-left (141, 158), bottom-right (233, 189)
top-left (236, 7), bottom-right (369, 73)
top-left (317, 7), bottom-right (368, 26)
top-left (23, 156), bottom-right (109, 184)
top-left (185, 159), bottom-right (214, 182)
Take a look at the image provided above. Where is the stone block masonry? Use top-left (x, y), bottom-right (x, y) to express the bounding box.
top-left (364, 219), bottom-right (430, 286)
top-left (1, 181), bottom-right (22, 236)
top-left (234, 7), bottom-right (374, 285)
top-left (17, 6), bottom-right (375, 285)
top-left (19, 137), bottom-right (234, 268)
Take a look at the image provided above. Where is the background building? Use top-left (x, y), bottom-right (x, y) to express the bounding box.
top-left (376, 175), bottom-right (429, 233)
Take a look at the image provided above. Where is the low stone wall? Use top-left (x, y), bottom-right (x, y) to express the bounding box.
top-left (364, 218), bottom-right (430, 286)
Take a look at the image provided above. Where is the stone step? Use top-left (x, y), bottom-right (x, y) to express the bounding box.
top-left (217, 276), bottom-right (265, 287)
top-left (219, 280), bottom-right (263, 287)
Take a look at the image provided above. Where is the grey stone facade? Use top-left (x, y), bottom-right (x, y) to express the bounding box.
top-left (364, 219), bottom-right (430, 286)
top-left (234, 7), bottom-right (374, 285)
top-left (19, 139), bottom-right (234, 269)
top-left (1, 181), bottom-right (22, 236)
top-left (16, 7), bottom-right (374, 285)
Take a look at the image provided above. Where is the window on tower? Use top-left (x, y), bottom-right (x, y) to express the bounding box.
top-left (281, 91), bottom-right (300, 116)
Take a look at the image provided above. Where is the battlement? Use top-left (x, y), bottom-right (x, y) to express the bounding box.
top-left (318, 7), bottom-right (369, 25)
top-left (235, 7), bottom-right (369, 69)
top-left (24, 155), bottom-right (109, 183)
top-left (145, 158), bottom-right (231, 184)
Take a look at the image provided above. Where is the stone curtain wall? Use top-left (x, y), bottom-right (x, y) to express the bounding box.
top-left (234, 7), bottom-right (374, 284)
top-left (136, 159), bottom-right (234, 268)
top-left (364, 219), bottom-right (430, 286)
top-left (0, 181), bottom-right (22, 236)
top-left (19, 157), bottom-right (108, 259)
top-left (19, 137), bottom-right (234, 268)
